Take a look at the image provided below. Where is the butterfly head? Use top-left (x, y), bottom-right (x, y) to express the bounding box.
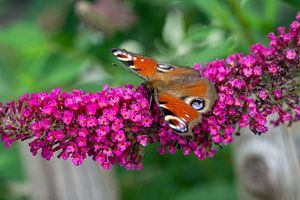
top-left (112, 48), bottom-right (159, 80)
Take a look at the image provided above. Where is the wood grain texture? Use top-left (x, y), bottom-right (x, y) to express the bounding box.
top-left (234, 120), bottom-right (300, 200)
top-left (19, 144), bottom-right (119, 200)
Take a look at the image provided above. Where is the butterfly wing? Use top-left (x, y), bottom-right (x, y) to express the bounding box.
top-left (156, 92), bottom-right (201, 136)
top-left (156, 76), bottom-right (217, 136)
top-left (178, 78), bottom-right (217, 114)
top-left (112, 48), bottom-right (158, 80)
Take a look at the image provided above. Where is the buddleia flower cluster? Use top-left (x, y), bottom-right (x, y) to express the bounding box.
top-left (1, 12), bottom-right (299, 170)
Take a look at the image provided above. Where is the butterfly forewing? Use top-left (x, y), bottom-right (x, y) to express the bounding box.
top-left (112, 48), bottom-right (158, 80)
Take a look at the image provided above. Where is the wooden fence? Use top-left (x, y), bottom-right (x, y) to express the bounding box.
top-left (234, 121), bottom-right (300, 200)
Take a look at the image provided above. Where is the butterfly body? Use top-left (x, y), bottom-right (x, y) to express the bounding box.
top-left (112, 48), bottom-right (217, 136)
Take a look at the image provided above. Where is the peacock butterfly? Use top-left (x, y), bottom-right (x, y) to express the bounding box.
top-left (112, 48), bottom-right (217, 136)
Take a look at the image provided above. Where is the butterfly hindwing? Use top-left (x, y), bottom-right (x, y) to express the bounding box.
top-left (179, 78), bottom-right (217, 114)
top-left (156, 92), bottom-right (201, 136)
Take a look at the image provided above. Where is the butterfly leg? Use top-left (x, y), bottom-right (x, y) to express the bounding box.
top-left (216, 143), bottom-right (223, 150)
top-left (141, 81), bottom-right (156, 110)
top-left (148, 93), bottom-right (153, 110)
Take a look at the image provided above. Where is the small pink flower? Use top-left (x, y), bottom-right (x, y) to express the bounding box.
top-left (42, 105), bottom-right (53, 115)
top-left (131, 103), bottom-right (141, 112)
top-left (194, 63), bottom-right (202, 72)
top-left (60, 152), bottom-right (69, 160)
top-left (121, 110), bottom-right (131, 119)
top-left (259, 90), bottom-right (268, 100)
top-left (273, 89), bottom-right (282, 99)
top-left (62, 110), bottom-right (74, 125)
top-left (113, 130), bottom-right (125, 142)
top-left (290, 21), bottom-right (300, 31)
top-left (78, 115), bottom-right (87, 127)
top-left (241, 55), bottom-right (256, 68)
top-left (137, 135), bottom-right (148, 147)
top-left (254, 113), bottom-right (267, 126)
top-left (225, 56), bottom-right (235, 66)
top-left (46, 131), bottom-right (55, 141)
top-left (211, 134), bottom-right (222, 143)
top-left (76, 137), bottom-right (87, 147)
top-left (168, 146), bottom-right (177, 154)
top-left (98, 116), bottom-right (109, 125)
top-left (103, 147), bottom-right (113, 156)
top-left (86, 103), bottom-right (97, 116)
top-left (86, 116), bottom-right (97, 128)
top-left (117, 141), bottom-right (128, 152)
top-left (239, 114), bottom-right (250, 128)
top-left (66, 143), bottom-right (78, 153)
top-left (96, 126), bottom-right (110, 137)
top-left (243, 68), bottom-right (253, 78)
top-left (72, 154), bottom-right (83, 166)
top-left (224, 125), bottom-right (234, 135)
top-left (286, 49), bottom-right (296, 60)
top-left (223, 134), bottom-right (233, 145)
top-left (102, 162), bottom-right (111, 170)
top-left (31, 122), bottom-right (40, 131)
top-left (131, 126), bottom-right (139, 133)
top-left (225, 95), bottom-right (234, 105)
top-left (294, 107), bottom-right (300, 116)
top-left (40, 119), bottom-right (50, 130)
top-left (78, 128), bottom-right (89, 137)
top-left (65, 98), bottom-right (79, 110)
top-left (53, 130), bottom-right (65, 140)
top-left (228, 108), bottom-right (236, 115)
top-left (142, 117), bottom-right (152, 127)
top-left (253, 66), bottom-right (262, 75)
top-left (281, 112), bottom-right (292, 121)
top-left (183, 147), bottom-right (191, 155)
top-left (209, 125), bottom-right (220, 135)
top-left (131, 114), bottom-right (142, 122)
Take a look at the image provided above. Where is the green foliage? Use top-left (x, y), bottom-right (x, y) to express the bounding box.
top-left (117, 145), bottom-right (236, 200)
top-left (0, 0), bottom-right (298, 199)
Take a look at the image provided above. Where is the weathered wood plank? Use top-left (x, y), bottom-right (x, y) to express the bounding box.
top-left (19, 144), bottom-right (119, 200)
top-left (234, 121), bottom-right (300, 200)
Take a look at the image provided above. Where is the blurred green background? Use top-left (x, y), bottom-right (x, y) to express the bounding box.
top-left (0, 0), bottom-right (298, 199)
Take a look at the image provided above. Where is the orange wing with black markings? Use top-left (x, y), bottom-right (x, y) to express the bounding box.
top-left (112, 48), bottom-right (158, 80)
top-left (157, 93), bottom-right (201, 136)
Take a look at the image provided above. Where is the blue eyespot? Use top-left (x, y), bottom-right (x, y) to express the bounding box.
top-left (190, 98), bottom-right (205, 110)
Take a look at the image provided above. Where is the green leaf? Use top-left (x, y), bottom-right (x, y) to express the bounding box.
top-left (186, 25), bottom-right (215, 43)
top-left (162, 9), bottom-right (185, 48)
top-left (172, 182), bottom-right (237, 200)
top-left (37, 53), bottom-right (85, 89)
top-left (175, 37), bottom-right (237, 66)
